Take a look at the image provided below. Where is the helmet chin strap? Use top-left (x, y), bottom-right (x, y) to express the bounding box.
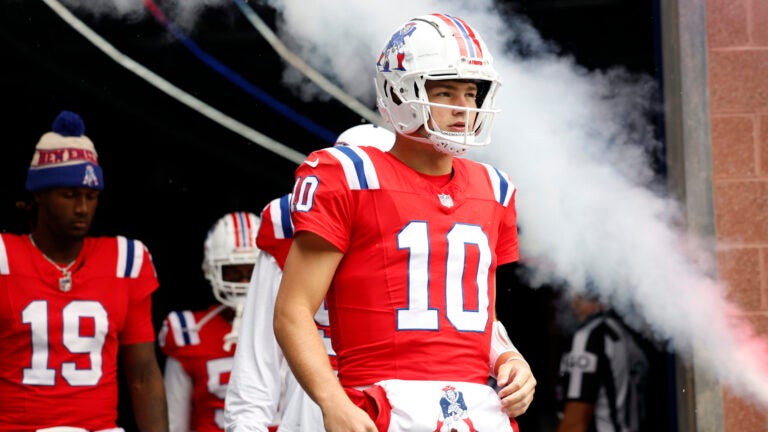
top-left (425, 116), bottom-right (475, 156)
top-left (399, 130), bottom-right (470, 157)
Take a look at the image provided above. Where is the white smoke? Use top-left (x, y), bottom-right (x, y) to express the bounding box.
top-left (261, 0), bottom-right (768, 409)
top-left (53, 0), bottom-right (768, 409)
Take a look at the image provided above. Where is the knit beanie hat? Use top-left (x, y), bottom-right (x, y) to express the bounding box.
top-left (25, 110), bottom-right (104, 192)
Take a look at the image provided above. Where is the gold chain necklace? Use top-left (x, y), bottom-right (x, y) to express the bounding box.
top-left (29, 234), bottom-right (76, 292)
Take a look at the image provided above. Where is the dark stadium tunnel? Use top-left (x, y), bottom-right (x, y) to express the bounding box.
top-left (0, 1), bottom-right (672, 430)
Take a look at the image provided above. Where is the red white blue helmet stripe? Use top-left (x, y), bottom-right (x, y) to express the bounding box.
top-left (431, 13), bottom-right (485, 64)
top-left (231, 211), bottom-right (256, 248)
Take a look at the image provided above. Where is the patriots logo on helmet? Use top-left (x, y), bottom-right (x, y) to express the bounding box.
top-left (376, 22), bottom-right (417, 72)
top-left (434, 385), bottom-right (478, 432)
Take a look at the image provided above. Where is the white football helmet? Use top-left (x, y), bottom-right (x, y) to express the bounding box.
top-left (335, 124), bottom-right (395, 151)
top-left (202, 211), bottom-right (261, 308)
top-left (375, 13), bottom-right (501, 156)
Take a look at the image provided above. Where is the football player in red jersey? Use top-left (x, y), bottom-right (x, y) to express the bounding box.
top-left (224, 195), bottom-right (297, 432)
top-left (159, 212), bottom-right (262, 432)
top-left (0, 110), bottom-right (168, 432)
top-left (224, 124), bottom-right (394, 432)
top-left (273, 14), bottom-right (537, 432)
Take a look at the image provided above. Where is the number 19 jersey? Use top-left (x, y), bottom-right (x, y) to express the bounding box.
top-left (0, 234), bottom-right (158, 431)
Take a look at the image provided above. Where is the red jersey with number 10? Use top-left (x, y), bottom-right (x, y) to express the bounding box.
top-left (291, 146), bottom-right (519, 388)
top-left (0, 234), bottom-right (158, 431)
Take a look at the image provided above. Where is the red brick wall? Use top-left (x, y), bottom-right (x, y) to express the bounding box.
top-left (707, 0), bottom-right (768, 429)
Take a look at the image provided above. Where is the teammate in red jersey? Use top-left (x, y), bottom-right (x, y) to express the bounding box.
top-left (273, 14), bottom-right (536, 432)
top-left (159, 212), bottom-right (262, 432)
top-left (224, 124), bottom-right (394, 432)
top-left (0, 110), bottom-right (168, 432)
top-left (224, 194), bottom-right (298, 432)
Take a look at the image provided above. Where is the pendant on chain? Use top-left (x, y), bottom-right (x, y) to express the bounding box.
top-left (59, 272), bottom-right (73, 292)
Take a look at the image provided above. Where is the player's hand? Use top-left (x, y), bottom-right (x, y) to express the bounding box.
top-left (496, 357), bottom-right (536, 418)
top-left (322, 400), bottom-right (378, 432)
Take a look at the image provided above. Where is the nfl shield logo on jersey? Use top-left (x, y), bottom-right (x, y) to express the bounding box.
top-left (438, 193), bottom-right (454, 208)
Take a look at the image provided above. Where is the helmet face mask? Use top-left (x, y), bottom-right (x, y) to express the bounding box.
top-left (202, 212), bottom-right (261, 308)
top-left (413, 78), bottom-right (498, 156)
top-left (206, 260), bottom-right (255, 307)
top-left (375, 14), bottom-right (501, 156)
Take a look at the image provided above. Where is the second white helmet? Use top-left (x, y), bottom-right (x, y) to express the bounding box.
top-left (202, 211), bottom-right (261, 308)
top-left (335, 124), bottom-right (395, 151)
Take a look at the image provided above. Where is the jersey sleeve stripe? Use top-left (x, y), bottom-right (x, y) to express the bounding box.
top-left (124, 238), bottom-right (135, 277)
top-left (131, 240), bottom-right (145, 278)
top-left (168, 310), bottom-right (200, 346)
top-left (117, 236), bottom-right (130, 277)
top-left (0, 235), bottom-right (8, 275)
top-left (117, 237), bottom-right (145, 278)
top-left (481, 163), bottom-right (514, 207)
top-left (270, 193), bottom-right (294, 239)
top-left (327, 146), bottom-right (380, 190)
top-left (167, 312), bottom-right (187, 346)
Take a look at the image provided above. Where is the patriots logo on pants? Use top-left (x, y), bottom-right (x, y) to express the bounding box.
top-left (372, 380), bottom-right (516, 431)
top-left (434, 385), bottom-right (477, 432)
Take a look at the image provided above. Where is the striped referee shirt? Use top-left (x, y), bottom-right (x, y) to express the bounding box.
top-left (557, 310), bottom-right (650, 432)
